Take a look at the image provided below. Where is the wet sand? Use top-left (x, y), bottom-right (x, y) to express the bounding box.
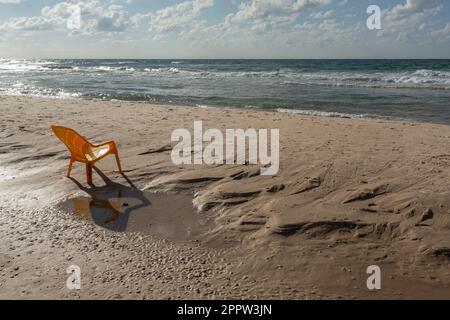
top-left (0, 96), bottom-right (450, 299)
top-left (61, 182), bottom-right (204, 241)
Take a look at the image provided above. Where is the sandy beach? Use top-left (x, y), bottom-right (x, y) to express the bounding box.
top-left (1, 95), bottom-right (450, 299)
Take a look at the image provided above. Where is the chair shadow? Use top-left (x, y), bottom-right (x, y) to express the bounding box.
top-left (68, 167), bottom-right (151, 232)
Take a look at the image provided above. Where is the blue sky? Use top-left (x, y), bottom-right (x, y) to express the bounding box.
top-left (0, 0), bottom-right (449, 58)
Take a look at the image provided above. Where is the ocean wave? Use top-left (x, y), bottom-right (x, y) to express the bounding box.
top-left (195, 104), bottom-right (211, 109)
top-left (0, 82), bottom-right (81, 99)
top-left (272, 69), bottom-right (444, 89)
top-left (0, 59), bottom-right (55, 72)
top-left (387, 69), bottom-right (450, 85)
top-left (1, 58), bottom-right (448, 90)
top-left (84, 66), bottom-right (136, 72)
top-left (0, 60), bottom-right (140, 74)
top-left (151, 68), bottom-right (450, 89)
top-left (276, 108), bottom-right (372, 119)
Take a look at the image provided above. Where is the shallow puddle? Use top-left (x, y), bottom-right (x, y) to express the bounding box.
top-left (61, 189), bottom-right (206, 241)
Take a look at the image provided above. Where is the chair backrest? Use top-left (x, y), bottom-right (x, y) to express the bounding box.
top-left (51, 125), bottom-right (90, 161)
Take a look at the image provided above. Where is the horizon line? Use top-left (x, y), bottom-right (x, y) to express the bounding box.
top-left (2, 57), bottom-right (450, 60)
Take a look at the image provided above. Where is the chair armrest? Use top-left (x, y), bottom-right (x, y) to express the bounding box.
top-left (93, 140), bottom-right (116, 148)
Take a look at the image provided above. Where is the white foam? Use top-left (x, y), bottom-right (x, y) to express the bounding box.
top-left (276, 108), bottom-right (370, 119)
top-left (195, 104), bottom-right (211, 109)
top-left (387, 69), bottom-right (450, 86)
top-left (0, 59), bottom-right (53, 73)
top-left (0, 82), bottom-right (81, 100)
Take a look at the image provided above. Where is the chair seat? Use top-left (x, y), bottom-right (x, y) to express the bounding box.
top-left (85, 144), bottom-right (111, 162)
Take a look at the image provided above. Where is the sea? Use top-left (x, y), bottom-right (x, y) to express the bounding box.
top-left (1, 59), bottom-right (449, 124)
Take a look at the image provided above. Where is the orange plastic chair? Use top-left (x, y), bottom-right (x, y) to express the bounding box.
top-left (51, 125), bottom-right (122, 184)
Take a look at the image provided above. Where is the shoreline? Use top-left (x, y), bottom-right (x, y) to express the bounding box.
top-left (1, 95), bottom-right (450, 299)
top-left (1, 93), bottom-right (444, 127)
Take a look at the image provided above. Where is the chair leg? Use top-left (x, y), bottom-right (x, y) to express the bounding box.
top-left (67, 158), bottom-right (74, 177)
top-left (86, 163), bottom-right (93, 184)
top-left (114, 151), bottom-right (122, 172)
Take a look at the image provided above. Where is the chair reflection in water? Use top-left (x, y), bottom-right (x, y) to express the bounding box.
top-left (69, 168), bottom-right (151, 232)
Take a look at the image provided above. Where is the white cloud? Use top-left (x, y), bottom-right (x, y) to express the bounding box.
top-left (216, 0), bottom-right (331, 36)
top-left (0, 16), bottom-right (61, 31)
top-left (193, 0), bottom-right (213, 15)
top-left (310, 9), bottom-right (334, 19)
top-left (380, 0), bottom-right (445, 41)
top-left (386, 0), bottom-right (443, 20)
top-left (0, 0), bottom-right (214, 40)
top-left (179, 0), bottom-right (350, 53)
top-left (0, 1), bottom-right (133, 34)
top-left (229, 0), bottom-right (330, 23)
top-left (147, 0), bottom-right (214, 35)
top-left (0, 0), bottom-right (25, 4)
top-left (431, 22), bottom-right (450, 41)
